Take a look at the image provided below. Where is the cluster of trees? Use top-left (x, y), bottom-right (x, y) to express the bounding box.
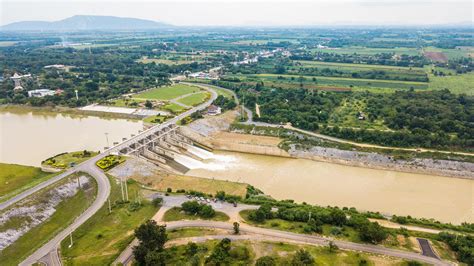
top-left (228, 83), bottom-right (472, 151)
top-left (248, 204), bottom-right (388, 244)
top-left (437, 233), bottom-right (473, 265)
top-left (212, 95), bottom-right (237, 111)
top-left (181, 200), bottom-right (216, 218)
top-left (290, 52), bottom-right (428, 68)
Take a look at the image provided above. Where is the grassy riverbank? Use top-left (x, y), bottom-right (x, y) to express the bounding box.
top-left (0, 105), bottom-right (141, 121)
top-left (60, 177), bottom-right (159, 266)
top-left (0, 173), bottom-right (96, 266)
top-left (0, 163), bottom-right (58, 203)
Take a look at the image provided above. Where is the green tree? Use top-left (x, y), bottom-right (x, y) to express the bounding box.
top-left (145, 100), bottom-right (153, 109)
top-left (133, 220), bottom-right (167, 266)
top-left (359, 222), bottom-right (388, 244)
top-left (233, 222), bottom-right (240, 234)
top-left (291, 249), bottom-right (315, 265)
top-left (198, 204), bottom-right (215, 218)
top-left (256, 256), bottom-right (277, 266)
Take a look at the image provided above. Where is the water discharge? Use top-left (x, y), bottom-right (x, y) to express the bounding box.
top-left (187, 150), bottom-right (474, 224)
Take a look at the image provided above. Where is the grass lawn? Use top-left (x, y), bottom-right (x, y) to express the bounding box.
top-left (167, 228), bottom-right (221, 240)
top-left (143, 115), bottom-right (171, 124)
top-left (163, 207), bottom-right (229, 222)
top-left (177, 92), bottom-right (210, 106)
top-left (0, 174), bottom-right (96, 266)
top-left (108, 98), bottom-right (145, 108)
top-left (240, 210), bottom-right (359, 243)
top-left (133, 84), bottom-right (201, 100)
top-left (60, 177), bottom-right (159, 266)
top-left (164, 239), bottom-right (416, 265)
top-left (0, 163), bottom-right (58, 202)
top-left (41, 150), bottom-right (97, 169)
top-left (163, 102), bottom-right (188, 114)
top-left (310, 46), bottom-right (421, 56)
top-left (428, 72), bottom-right (474, 95)
top-left (132, 173), bottom-right (248, 197)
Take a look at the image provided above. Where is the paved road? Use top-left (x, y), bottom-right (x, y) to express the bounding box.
top-left (115, 194), bottom-right (448, 266)
top-left (417, 238), bottom-right (440, 259)
top-left (15, 83), bottom-right (218, 265)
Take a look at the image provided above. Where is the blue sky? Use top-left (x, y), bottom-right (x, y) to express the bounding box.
top-left (1, 0), bottom-right (472, 26)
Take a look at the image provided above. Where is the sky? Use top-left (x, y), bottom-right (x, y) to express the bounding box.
top-left (0, 0), bottom-right (472, 26)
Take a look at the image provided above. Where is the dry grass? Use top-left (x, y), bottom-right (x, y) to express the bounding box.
top-left (134, 172), bottom-right (248, 197)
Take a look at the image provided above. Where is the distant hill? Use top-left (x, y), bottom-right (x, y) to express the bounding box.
top-left (0, 15), bottom-right (171, 31)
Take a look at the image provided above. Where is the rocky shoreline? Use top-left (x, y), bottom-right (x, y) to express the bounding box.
top-left (288, 144), bottom-right (474, 180)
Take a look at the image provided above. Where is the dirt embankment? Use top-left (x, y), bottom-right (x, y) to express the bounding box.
top-left (183, 111), bottom-right (474, 179)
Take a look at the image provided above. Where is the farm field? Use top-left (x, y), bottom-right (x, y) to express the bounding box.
top-left (0, 163), bottom-right (57, 202)
top-left (133, 84), bottom-right (201, 100)
top-left (291, 60), bottom-right (428, 82)
top-left (137, 57), bottom-right (198, 65)
top-left (311, 46), bottom-right (421, 56)
top-left (177, 91), bottom-right (210, 106)
top-left (241, 74), bottom-right (429, 90)
top-left (424, 46), bottom-right (472, 60)
top-left (428, 72), bottom-right (474, 95)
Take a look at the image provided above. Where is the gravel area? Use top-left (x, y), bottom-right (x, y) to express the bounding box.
top-left (0, 175), bottom-right (90, 250)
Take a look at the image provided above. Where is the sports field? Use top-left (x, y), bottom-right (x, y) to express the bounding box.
top-left (133, 84), bottom-right (201, 100)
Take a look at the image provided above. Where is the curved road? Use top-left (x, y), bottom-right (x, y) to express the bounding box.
top-left (13, 83), bottom-right (218, 265)
top-left (114, 194), bottom-right (449, 266)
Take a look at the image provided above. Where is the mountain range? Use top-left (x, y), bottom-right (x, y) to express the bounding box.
top-left (0, 15), bottom-right (171, 31)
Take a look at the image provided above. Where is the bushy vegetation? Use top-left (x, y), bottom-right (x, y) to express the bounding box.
top-left (437, 233), bottom-right (474, 265)
top-left (246, 203), bottom-right (388, 244)
top-left (95, 155), bottom-right (125, 170)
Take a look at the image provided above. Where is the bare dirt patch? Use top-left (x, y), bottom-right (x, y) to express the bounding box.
top-left (424, 51), bottom-right (448, 62)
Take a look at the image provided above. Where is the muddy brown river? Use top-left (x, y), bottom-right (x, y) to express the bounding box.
top-left (0, 110), bottom-right (144, 166)
top-left (187, 151), bottom-right (473, 224)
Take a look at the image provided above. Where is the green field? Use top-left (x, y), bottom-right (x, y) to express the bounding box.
top-left (42, 150), bottom-right (97, 169)
top-left (163, 207), bottom-right (230, 222)
top-left (60, 178), bottom-right (159, 266)
top-left (428, 72), bottom-right (474, 95)
top-left (0, 174), bottom-right (96, 266)
top-left (164, 239), bottom-right (415, 265)
top-left (133, 84), bottom-right (201, 100)
top-left (163, 102), bottom-right (188, 114)
top-left (311, 46), bottom-right (421, 56)
top-left (0, 163), bottom-right (57, 202)
top-left (245, 74), bottom-right (429, 90)
top-left (424, 46), bottom-right (472, 60)
top-left (177, 92), bottom-right (210, 106)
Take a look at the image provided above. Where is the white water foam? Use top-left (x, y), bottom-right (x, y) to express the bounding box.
top-left (175, 148), bottom-right (238, 171)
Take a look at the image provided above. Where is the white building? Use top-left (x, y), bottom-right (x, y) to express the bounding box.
top-left (28, 89), bottom-right (55, 98)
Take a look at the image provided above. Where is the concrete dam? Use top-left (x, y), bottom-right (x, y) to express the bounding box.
top-left (117, 124), bottom-right (214, 173)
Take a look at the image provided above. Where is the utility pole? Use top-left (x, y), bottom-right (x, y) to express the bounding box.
top-left (120, 177), bottom-right (125, 201)
top-left (108, 198), bottom-right (112, 214)
top-left (68, 231), bottom-right (73, 248)
top-left (77, 176), bottom-right (81, 189)
top-left (124, 177), bottom-right (129, 201)
top-left (308, 211), bottom-right (312, 222)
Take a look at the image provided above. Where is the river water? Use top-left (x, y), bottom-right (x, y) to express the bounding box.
top-left (0, 110), bottom-right (144, 166)
top-left (1, 110), bottom-right (472, 224)
top-left (187, 151), bottom-right (473, 224)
